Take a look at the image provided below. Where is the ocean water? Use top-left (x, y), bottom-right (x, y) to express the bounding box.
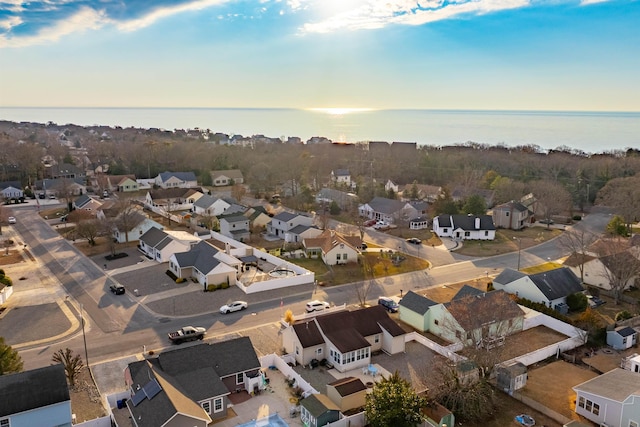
top-left (1, 107), bottom-right (638, 154)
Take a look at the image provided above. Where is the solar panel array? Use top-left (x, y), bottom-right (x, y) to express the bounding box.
top-left (131, 379), bottom-right (163, 406)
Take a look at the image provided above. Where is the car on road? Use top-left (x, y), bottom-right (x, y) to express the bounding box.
top-left (7, 216), bottom-right (16, 224)
top-left (220, 301), bottom-right (248, 314)
top-left (378, 296), bottom-right (399, 313)
top-left (539, 219), bottom-right (554, 224)
top-left (109, 283), bottom-right (125, 295)
top-left (306, 300), bottom-right (330, 312)
top-left (406, 237), bottom-right (422, 245)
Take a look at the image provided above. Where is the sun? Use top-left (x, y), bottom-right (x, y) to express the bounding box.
top-left (309, 107), bottom-right (374, 115)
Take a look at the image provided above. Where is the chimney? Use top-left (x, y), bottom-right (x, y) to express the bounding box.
top-left (475, 217), bottom-right (480, 229)
top-left (225, 241), bottom-right (231, 255)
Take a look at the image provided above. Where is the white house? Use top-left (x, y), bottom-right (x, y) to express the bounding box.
top-left (0, 181), bottom-right (23, 200)
top-left (155, 171), bottom-right (198, 189)
top-left (493, 267), bottom-right (584, 313)
top-left (303, 230), bottom-right (361, 266)
top-left (113, 213), bottom-right (164, 244)
top-left (565, 251), bottom-right (640, 292)
top-left (193, 195), bottom-right (231, 217)
top-left (0, 364), bottom-right (72, 427)
top-left (266, 211), bottom-right (313, 240)
top-left (219, 215), bottom-right (250, 242)
top-left (573, 368), bottom-right (640, 427)
top-left (169, 241), bottom-right (239, 289)
top-left (210, 169), bottom-right (244, 186)
top-left (607, 326), bottom-right (638, 351)
top-left (330, 169), bottom-right (351, 187)
top-left (433, 214), bottom-right (496, 240)
top-left (139, 227), bottom-right (200, 263)
top-left (144, 188), bottom-right (203, 212)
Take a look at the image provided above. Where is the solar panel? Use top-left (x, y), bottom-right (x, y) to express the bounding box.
top-left (131, 389), bottom-right (146, 407)
top-left (143, 379), bottom-right (163, 400)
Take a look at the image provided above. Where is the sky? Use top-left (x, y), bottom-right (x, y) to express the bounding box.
top-left (0, 0), bottom-right (639, 111)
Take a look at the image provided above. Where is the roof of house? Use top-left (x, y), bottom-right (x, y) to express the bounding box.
top-left (573, 368), bottom-right (640, 402)
top-left (290, 224), bottom-right (316, 235)
top-left (399, 291), bottom-right (438, 315)
top-left (494, 201), bottom-right (530, 213)
top-left (148, 187), bottom-right (199, 201)
top-left (303, 230), bottom-right (360, 254)
top-left (314, 306), bottom-right (405, 353)
top-left (140, 226), bottom-right (169, 247)
top-left (366, 197), bottom-right (406, 215)
top-left (612, 326), bottom-right (637, 337)
top-left (327, 377), bottom-right (367, 397)
top-left (300, 393), bottom-right (340, 417)
top-left (493, 268), bottom-right (527, 285)
top-left (158, 171), bottom-right (197, 183)
top-left (438, 214), bottom-right (496, 231)
top-left (74, 193), bottom-right (94, 208)
top-left (499, 361), bottom-right (527, 375)
top-left (600, 251), bottom-right (640, 273)
top-left (0, 180), bottom-right (21, 190)
top-left (272, 211), bottom-right (297, 222)
top-left (445, 290), bottom-right (523, 332)
top-left (316, 188), bottom-right (356, 202)
top-left (528, 267), bottom-right (584, 301)
top-left (452, 284), bottom-right (485, 300)
top-left (563, 253), bottom-right (597, 267)
top-left (332, 169), bottom-right (350, 176)
top-left (173, 240), bottom-right (221, 274)
top-left (193, 194), bottom-right (219, 209)
top-left (292, 320), bottom-right (325, 348)
top-left (221, 215), bottom-right (249, 224)
top-left (210, 169), bottom-right (244, 180)
top-left (0, 364), bottom-right (69, 417)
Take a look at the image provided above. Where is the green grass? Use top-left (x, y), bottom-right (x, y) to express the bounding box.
top-left (521, 262), bottom-right (564, 275)
top-left (455, 228), bottom-right (561, 257)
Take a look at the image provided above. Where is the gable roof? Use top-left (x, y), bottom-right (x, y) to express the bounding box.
top-left (140, 226), bottom-right (169, 247)
top-left (301, 393), bottom-right (340, 417)
top-left (573, 368), bottom-right (640, 402)
top-left (158, 171), bottom-right (197, 183)
top-left (332, 169), bottom-right (350, 177)
top-left (0, 364), bottom-right (69, 417)
top-left (327, 377), bottom-right (367, 397)
top-left (193, 194), bottom-right (218, 209)
top-left (399, 291), bottom-right (437, 315)
top-left (446, 214), bottom-right (496, 231)
top-left (273, 211), bottom-right (297, 222)
top-left (445, 290), bottom-right (523, 331)
top-left (0, 180), bottom-right (21, 190)
top-left (613, 326), bottom-right (637, 337)
top-left (494, 201), bottom-right (529, 213)
top-left (452, 284), bottom-right (485, 300)
top-left (528, 267), bottom-right (584, 300)
top-left (563, 252), bottom-right (597, 267)
top-left (493, 268), bottom-right (527, 285)
top-left (303, 229), bottom-right (360, 254)
top-left (292, 320), bottom-right (326, 348)
top-left (173, 240), bottom-right (221, 273)
top-left (314, 306), bottom-right (405, 353)
top-left (148, 187), bottom-right (199, 201)
top-left (366, 197), bottom-right (406, 214)
top-left (211, 169), bottom-right (244, 180)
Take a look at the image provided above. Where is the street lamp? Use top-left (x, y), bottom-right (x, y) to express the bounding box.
top-left (513, 237), bottom-right (522, 271)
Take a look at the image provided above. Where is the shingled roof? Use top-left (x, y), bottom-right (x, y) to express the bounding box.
top-left (399, 291), bottom-right (437, 315)
top-left (0, 364), bottom-right (69, 418)
top-left (445, 290), bottom-right (523, 332)
top-left (327, 377), bottom-right (367, 397)
top-left (528, 267), bottom-right (584, 300)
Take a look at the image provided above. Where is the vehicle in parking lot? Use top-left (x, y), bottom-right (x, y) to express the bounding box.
top-left (306, 300), bottom-right (330, 312)
top-left (109, 283), bottom-right (125, 295)
top-left (220, 301), bottom-right (248, 314)
top-left (378, 296), bottom-right (399, 313)
top-left (8, 217), bottom-right (16, 224)
top-left (406, 237), bottom-right (422, 245)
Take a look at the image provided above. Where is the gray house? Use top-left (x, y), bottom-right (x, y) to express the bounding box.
top-left (573, 368), bottom-right (640, 427)
top-left (125, 338), bottom-right (263, 425)
top-left (300, 394), bottom-right (340, 427)
top-left (219, 215), bottom-right (250, 242)
top-left (492, 200), bottom-right (532, 230)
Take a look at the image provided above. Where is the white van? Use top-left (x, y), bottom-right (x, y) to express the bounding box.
top-left (306, 300), bottom-right (330, 312)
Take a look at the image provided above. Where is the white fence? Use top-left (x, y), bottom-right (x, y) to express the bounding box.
top-left (75, 415), bottom-right (112, 427)
top-left (405, 332), bottom-right (465, 363)
top-left (326, 412), bottom-right (367, 427)
top-left (237, 273), bottom-right (315, 294)
top-left (259, 353), bottom-right (318, 396)
top-left (145, 204), bottom-right (184, 224)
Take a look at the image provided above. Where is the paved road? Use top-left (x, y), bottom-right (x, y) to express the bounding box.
top-left (2, 202), bottom-right (612, 371)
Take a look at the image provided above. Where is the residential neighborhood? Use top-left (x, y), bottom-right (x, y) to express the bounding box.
top-left (1, 121), bottom-right (640, 427)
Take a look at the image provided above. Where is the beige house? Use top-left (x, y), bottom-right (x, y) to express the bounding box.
top-left (210, 169), bottom-right (244, 186)
top-left (303, 230), bottom-right (361, 266)
top-left (326, 377), bottom-right (367, 412)
top-left (492, 200), bottom-right (531, 230)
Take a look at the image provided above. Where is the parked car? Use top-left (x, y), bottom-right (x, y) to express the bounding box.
top-left (373, 221), bottom-right (390, 230)
top-left (38, 193), bottom-right (45, 199)
top-left (109, 283), bottom-right (125, 295)
top-left (539, 218), bottom-right (554, 224)
top-left (168, 326), bottom-right (206, 344)
top-left (378, 296), bottom-right (399, 313)
top-left (220, 301), bottom-right (248, 314)
top-left (363, 219), bottom-right (377, 227)
top-left (306, 300), bottom-right (330, 312)
top-left (406, 237), bottom-right (422, 245)
top-left (587, 295), bottom-right (605, 308)
top-left (49, 194), bottom-right (56, 199)
top-left (7, 216), bottom-right (16, 224)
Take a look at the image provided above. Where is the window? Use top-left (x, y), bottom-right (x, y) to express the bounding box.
top-left (579, 397), bottom-right (600, 416)
top-left (374, 335), bottom-right (380, 343)
top-left (464, 231), bottom-right (470, 237)
top-left (506, 211), bottom-right (510, 217)
top-left (484, 231), bottom-right (489, 236)
top-left (316, 348), bottom-right (322, 355)
top-left (0, 419), bottom-right (9, 427)
top-left (213, 397), bottom-right (223, 413)
top-left (336, 254), bottom-right (341, 260)
top-left (202, 401), bottom-right (211, 414)
top-left (343, 253), bottom-right (348, 261)
top-left (236, 372), bottom-right (244, 384)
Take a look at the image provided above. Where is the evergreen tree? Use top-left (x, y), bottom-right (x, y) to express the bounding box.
top-left (365, 371), bottom-right (426, 427)
top-left (462, 194), bottom-right (487, 215)
top-left (0, 337), bottom-right (23, 375)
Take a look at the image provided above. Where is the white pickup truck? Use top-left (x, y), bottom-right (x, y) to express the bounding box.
top-left (168, 326), bottom-right (206, 344)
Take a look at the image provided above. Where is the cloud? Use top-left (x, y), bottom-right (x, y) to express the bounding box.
top-left (300, 0), bottom-right (532, 34)
top-left (115, 0), bottom-right (229, 32)
top-left (0, 15), bottom-right (22, 31)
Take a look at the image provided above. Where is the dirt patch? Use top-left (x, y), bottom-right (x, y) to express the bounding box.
top-left (420, 280), bottom-right (490, 303)
top-left (0, 249), bottom-right (25, 265)
top-left (520, 360), bottom-right (598, 420)
top-left (493, 326), bottom-right (569, 363)
top-left (456, 228), bottom-right (561, 257)
top-left (467, 392), bottom-right (564, 427)
top-left (74, 237), bottom-right (139, 257)
top-left (71, 367), bottom-right (108, 423)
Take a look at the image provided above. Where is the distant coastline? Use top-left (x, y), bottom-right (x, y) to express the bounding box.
top-left (1, 107), bottom-right (639, 154)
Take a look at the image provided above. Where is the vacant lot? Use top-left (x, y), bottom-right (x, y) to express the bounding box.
top-left (456, 227), bottom-right (561, 257)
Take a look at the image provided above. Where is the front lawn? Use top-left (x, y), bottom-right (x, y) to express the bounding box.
top-left (455, 228), bottom-right (561, 257)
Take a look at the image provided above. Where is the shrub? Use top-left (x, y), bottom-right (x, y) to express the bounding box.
top-left (206, 284), bottom-right (217, 292)
top-left (176, 277), bottom-right (186, 284)
top-left (220, 282), bottom-right (230, 289)
top-left (0, 275), bottom-right (12, 286)
top-left (615, 310), bottom-right (633, 322)
top-left (566, 292), bottom-right (588, 312)
top-left (517, 297), bottom-right (573, 324)
top-left (284, 309), bottom-right (294, 324)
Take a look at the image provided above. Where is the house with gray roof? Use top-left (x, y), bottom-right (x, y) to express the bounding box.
top-left (399, 291), bottom-right (438, 332)
top-left (493, 267), bottom-right (584, 312)
top-left (154, 171), bottom-right (198, 189)
top-left (125, 338), bottom-right (262, 425)
top-left (326, 377), bottom-right (367, 412)
top-left (219, 215), bottom-right (250, 242)
top-left (210, 169), bottom-right (244, 186)
top-left (0, 180), bottom-right (23, 201)
top-left (300, 394), bottom-right (340, 427)
top-left (0, 364), bottom-right (71, 427)
top-left (573, 368), bottom-right (640, 427)
top-left (266, 211), bottom-right (314, 240)
top-left (607, 326), bottom-right (638, 351)
top-left (492, 200), bottom-right (532, 230)
top-left (192, 194), bottom-right (230, 217)
top-left (358, 196), bottom-right (423, 225)
top-left (169, 240), bottom-right (239, 289)
top-left (432, 214), bottom-right (496, 240)
top-left (330, 169), bottom-right (352, 187)
top-left (139, 226), bottom-right (200, 262)
top-left (112, 212), bottom-right (164, 244)
top-left (283, 306), bottom-right (406, 372)
top-left (315, 188), bottom-right (358, 210)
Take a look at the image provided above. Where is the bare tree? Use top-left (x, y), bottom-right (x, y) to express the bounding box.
top-left (593, 240), bottom-right (640, 305)
top-left (113, 197), bottom-right (139, 243)
top-left (231, 183), bottom-right (247, 203)
top-left (75, 218), bottom-right (102, 246)
top-left (558, 229), bottom-right (598, 282)
top-left (528, 179), bottom-right (572, 227)
top-left (353, 255), bottom-right (375, 307)
top-left (597, 175), bottom-right (640, 235)
top-left (52, 348), bottom-right (84, 388)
